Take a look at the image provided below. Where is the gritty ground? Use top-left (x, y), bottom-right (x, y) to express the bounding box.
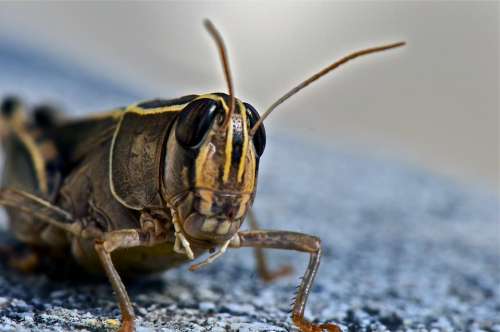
top-left (0, 136), bottom-right (499, 332)
top-left (0, 39), bottom-right (499, 332)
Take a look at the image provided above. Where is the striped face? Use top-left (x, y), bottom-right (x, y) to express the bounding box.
top-left (162, 93), bottom-right (265, 244)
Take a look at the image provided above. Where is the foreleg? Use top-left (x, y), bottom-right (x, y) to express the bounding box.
top-left (95, 240), bottom-right (135, 332)
top-left (94, 223), bottom-right (172, 332)
top-left (230, 230), bottom-right (340, 332)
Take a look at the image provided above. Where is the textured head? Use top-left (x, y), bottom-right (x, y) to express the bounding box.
top-left (159, 21), bottom-right (404, 247)
top-left (162, 93), bottom-right (265, 244)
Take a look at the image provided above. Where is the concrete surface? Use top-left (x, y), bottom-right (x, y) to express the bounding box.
top-left (0, 33), bottom-right (499, 332)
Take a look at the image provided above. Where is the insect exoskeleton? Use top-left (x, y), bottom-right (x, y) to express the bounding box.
top-left (162, 94), bottom-right (265, 245)
top-left (0, 19), bottom-right (405, 332)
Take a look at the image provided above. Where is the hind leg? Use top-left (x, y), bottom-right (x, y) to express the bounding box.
top-left (0, 188), bottom-right (101, 239)
top-left (0, 188), bottom-right (90, 271)
top-left (1, 189), bottom-right (77, 231)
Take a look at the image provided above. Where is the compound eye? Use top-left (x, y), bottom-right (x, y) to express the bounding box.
top-left (244, 103), bottom-right (266, 157)
top-left (176, 99), bottom-right (219, 148)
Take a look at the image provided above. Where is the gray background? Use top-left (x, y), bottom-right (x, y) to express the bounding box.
top-left (0, 1), bottom-right (498, 191)
top-left (0, 2), bottom-right (499, 332)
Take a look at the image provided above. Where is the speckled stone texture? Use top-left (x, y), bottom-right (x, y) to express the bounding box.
top-left (0, 39), bottom-right (499, 332)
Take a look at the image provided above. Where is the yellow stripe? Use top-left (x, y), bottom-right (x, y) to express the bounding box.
top-left (8, 109), bottom-right (48, 194)
top-left (237, 100), bottom-right (248, 182)
top-left (223, 109), bottom-right (233, 183)
top-left (108, 114), bottom-right (137, 209)
top-left (249, 142), bottom-right (256, 190)
top-left (109, 102), bottom-right (187, 209)
top-left (61, 99), bottom-right (189, 125)
top-left (194, 94), bottom-right (226, 104)
top-left (199, 94), bottom-right (233, 183)
top-left (126, 94), bottom-right (232, 116)
top-left (195, 133), bottom-right (212, 186)
top-left (16, 129), bottom-right (48, 194)
top-left (195, 94), bottom-right (241, 183)
top-left (125, 104), bottom-right (187, 115)
top-left (177, 93), bottom-right (236, 184)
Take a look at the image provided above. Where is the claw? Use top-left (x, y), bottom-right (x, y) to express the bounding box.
top-left (319, 323), bottom-right (342, 332)
top-left (292, 315), bottom-right (342, 332)
top-left (117, 319), bottom-right (135, 332)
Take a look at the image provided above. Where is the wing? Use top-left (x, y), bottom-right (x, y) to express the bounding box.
top-left (51, 112), bottom-right (121, 167)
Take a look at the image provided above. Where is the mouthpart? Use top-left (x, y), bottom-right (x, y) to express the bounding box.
top-left (182, 212), bottom-right (242, 243)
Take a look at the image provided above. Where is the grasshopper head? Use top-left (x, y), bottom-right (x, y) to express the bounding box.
top-left (160, 20), bottom-right (404, 247)
top-left (162, 93), bottom-right (265, 244)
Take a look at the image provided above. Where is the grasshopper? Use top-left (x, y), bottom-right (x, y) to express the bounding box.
top-left (0, 20), bottom-right (404, 332)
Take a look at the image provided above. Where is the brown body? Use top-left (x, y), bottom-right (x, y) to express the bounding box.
top-left (0, 93), bottom-right (336, 332)
top-left (0, 20), bottom-right (404, 332)
top-left (60, 138), bottom-right (192, 275)
top-left (1, 98), bottom-right (210, 274)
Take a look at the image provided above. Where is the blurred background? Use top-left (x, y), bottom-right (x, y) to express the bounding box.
top-left (0, 1), bottom-right (498, 192)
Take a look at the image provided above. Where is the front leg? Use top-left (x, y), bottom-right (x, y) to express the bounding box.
top-left (94, 227), bottom-right (170, 332)
top-left (95, 241), bottom-right (135, 332)
top-left (230, 230), bottom-right (341, 332)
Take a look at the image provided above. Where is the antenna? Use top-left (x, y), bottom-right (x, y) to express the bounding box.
top-left (204, 19), bottom-right (235, 128)
top-left (249, 41), bottom-right (406, 136)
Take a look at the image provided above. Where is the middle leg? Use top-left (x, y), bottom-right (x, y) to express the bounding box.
top-left (247, 209), bottom-right (293, 282)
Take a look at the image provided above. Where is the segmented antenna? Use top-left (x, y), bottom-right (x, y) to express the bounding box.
top-left (204, 19), bottom-right (235, 128)
top-left (249, 41), bottom-right (406, 136)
